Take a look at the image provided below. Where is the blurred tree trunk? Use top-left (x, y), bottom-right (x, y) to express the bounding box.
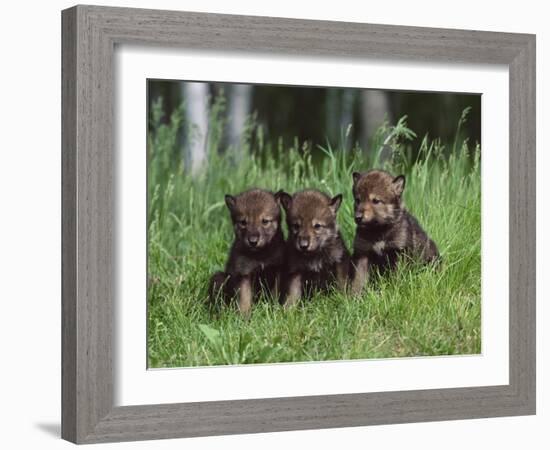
top-left (227, 84), bottom-right (253, 158)
top-left (182, 82), bottom-right (209, 174)
top-left (361, 90), bottom-right (391, 155)
top-left (325, 89), bottom-right (339, 144)
top-left (340, 89), bottom-right (356, 150)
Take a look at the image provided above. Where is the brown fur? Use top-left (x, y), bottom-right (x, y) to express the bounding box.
top-left (351, 170), bottom-right (439, 294)
top-left (278, 189), bottom-right (350, 307)
top-left (208, 189), bottom-right (285, 315)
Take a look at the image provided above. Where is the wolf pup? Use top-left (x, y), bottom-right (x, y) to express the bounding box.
top-left (350, 170), bottom-right (439, 294)
top-left (278, 190), bottom-right (350, 308)
top-left (208, 189), bottom-right (285, 315)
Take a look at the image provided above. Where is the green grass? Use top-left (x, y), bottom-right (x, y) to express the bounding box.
top-left (147, 98), bottom-right (481, 368)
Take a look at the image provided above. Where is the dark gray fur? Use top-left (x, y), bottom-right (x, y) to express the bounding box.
top-left (208, 189), bottom-right (285, 313)
top-left (279, 189), bottom-right (350, 306)
top-left (351, 170), bottom-right (439, 293)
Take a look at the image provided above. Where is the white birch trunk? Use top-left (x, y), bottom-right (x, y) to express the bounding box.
top-left (361, 90), bottom-right (392, 152)
top-left (340, 89), bottom-right (356, 149)
top-left (227, 84), bottom-right (253, 157)
top-left (182, 82), bottom-right (209, 174)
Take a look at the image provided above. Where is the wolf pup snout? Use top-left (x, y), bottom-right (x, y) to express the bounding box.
top-left (279, 189), bottom-right (350, 308)
top-left (298, 237), bottom-right (310, 251)
top-left (350, 170), bottom-right (440, 294)
top-left (208, 189), bottom-right (285, 315)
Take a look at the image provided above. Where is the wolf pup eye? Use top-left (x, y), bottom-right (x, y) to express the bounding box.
top-left (262, 218), bottom-right (270, 225)
top-left (239, 219), bottom-right (247, 227)
top-left (372, 198), bottom-right (382, 205)
top-left (313, 223), bottom-right (322, 230)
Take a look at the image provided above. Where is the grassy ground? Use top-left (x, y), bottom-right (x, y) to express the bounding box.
top-left (147, 99), bottom-right (481, 368)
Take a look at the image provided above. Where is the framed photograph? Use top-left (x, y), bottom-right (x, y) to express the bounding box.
top-left (62, 5), bottom-right (536, 444)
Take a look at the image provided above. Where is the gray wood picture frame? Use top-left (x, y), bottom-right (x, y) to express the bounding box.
top-left (61, 4), bottom-right (536, 444)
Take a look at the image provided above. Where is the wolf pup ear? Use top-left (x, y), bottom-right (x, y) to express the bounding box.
top-left (277, 191), bottom-right (292, 211)
top-left (225, 194), bottom-right (237, 212)
top-left (352, 172), bottom-right (361, 185)
top-left (392, 175), bottom-right (406, 196)
top-left (329, 194), bottom-right (343, 213)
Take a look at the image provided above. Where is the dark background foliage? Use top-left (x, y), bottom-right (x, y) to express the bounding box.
top-left (148, 80), bottom-right (481, 159)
